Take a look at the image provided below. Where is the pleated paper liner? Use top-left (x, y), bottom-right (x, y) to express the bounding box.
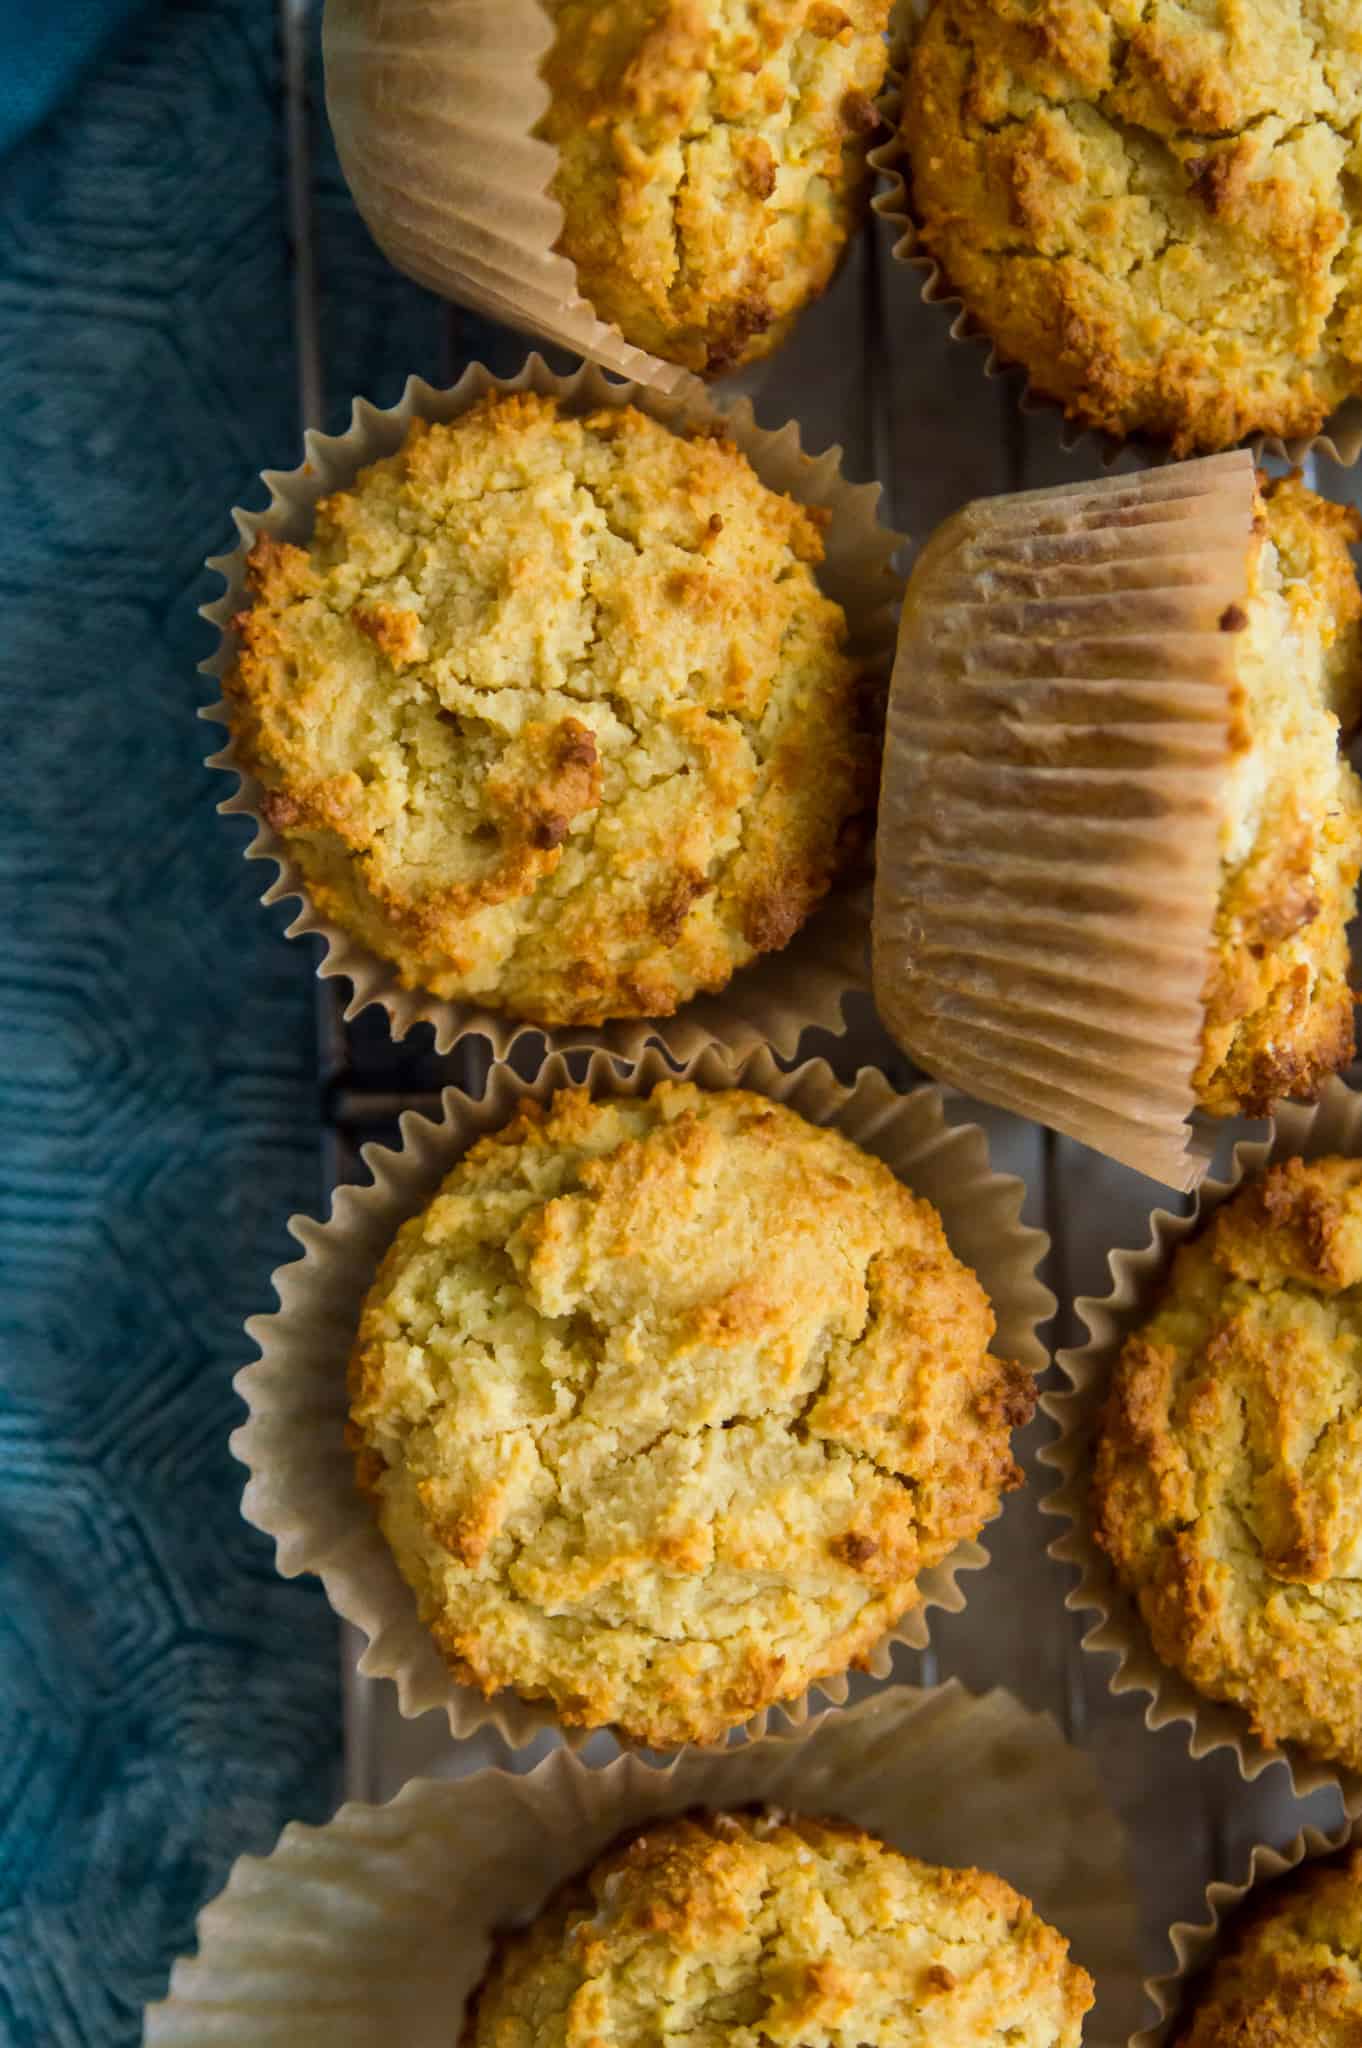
top-left (232, 1042), bottom-right (1052, 1752)
top-left (321, 0), bottom-right (699, 397)
top-left (144, 1680), bottom-right (1143, 2048)
top-left (1041, 1075), bottom-right (1362, 1815)
top-left (201, 353), bottom-right (902, 1063)
top-left (1135, 1819), bottom-right (1355, 2046)
top-left (872, 451), bottom-right (1259, 1194)
top-left (869, 51), bottom-right (1362, 470)
top-left (321, 0), bottom-right (886, 401)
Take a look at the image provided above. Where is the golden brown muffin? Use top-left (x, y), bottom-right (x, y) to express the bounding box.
top-left (903, 0), bottom-right (1362, 454)
top-left (1195, 473), bottom-right (1362, 1116)
top-left (225, 392), bottom-right (871, 1027)
top-left (540, 0), bottom-right (892, 374)
top-left (348, 1081), bottom-right (1034, 1746)
top-left (1175, 1845), bottom-right (1362, 2047)
top-left (1093, 1155), bottom-right (1362, 1776)
top-left (462, 1810), bottom-right (1094, 2048)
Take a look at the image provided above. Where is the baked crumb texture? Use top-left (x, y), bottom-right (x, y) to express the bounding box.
top-left (541, 0), bottom-right (892, 374)
top-left (904, 0), bottom-right (1362, 454)
top-left (1094, 1154), bottom-right (1362, 1777)
top-left (1176, 1845), bottom-right (1362, 2048)
top-left (1197, 474), bottom-right (1362, 1116)
top-left (348, 1081), bottom-right (1034, 1747)
top-left (225, 393), bottom-right (871, 1027)
top-left (461, 1810), bottom-right (1094, 2048)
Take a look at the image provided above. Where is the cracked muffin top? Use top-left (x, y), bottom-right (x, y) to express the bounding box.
top-left (462, 1810), bottom-right (1094, 2048)
top-left (902, 0), bottom-right (1362, 453)
top-left (347, 1080), bottom-right (1034, 1747)
top-left (540, 0), bottom-right (892, 374)
top-left (225, 392), bottom-right (871, 1026)
top-left (1093, 1155), bottom-right (1362, 1777)
top-left (1196, 473), bottom-right (1362, 1117)
top-left (1175, 1845), bottom-right (1362, 2047)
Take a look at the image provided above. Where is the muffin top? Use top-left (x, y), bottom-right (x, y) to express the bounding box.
top-left (1196, 474), bottom-right (1362, 1116)
top-left (541, 0), bottom-right (892, 374)
top-left (903, 0), bottom-right (1362, 453)
top-left (1094, 1155), bottom-right (1362, 1774)
top-left (463, 1810), bottom-right (1094, 2048)
top-left (226, 392), bottom-right (870, 1026)
top-left (1177, 1845), bottom-right (1362, 2048)
top-left (348, 1081), bottom-right (1033, 1746)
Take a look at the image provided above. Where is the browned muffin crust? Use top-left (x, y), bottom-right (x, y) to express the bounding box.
top-left (463, 1810), bottom-right (1094, 2048)
top-left (541, 0), bottom-right (892, 374)
top-left (347, 1080), bottom-right (1034, 1746)
top-left (903, 0), bottom-right (1362, 454)
top-left (1094, 1156), bottom-right (1362, 1776)
top-left (1176, 1845), bottom-right (1362, 2047)
top-left (225, 392), bottom-right (872, 1025)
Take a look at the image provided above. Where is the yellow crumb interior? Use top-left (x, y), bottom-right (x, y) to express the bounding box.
top-left (1196, 480), bottom-right (1362, 1116)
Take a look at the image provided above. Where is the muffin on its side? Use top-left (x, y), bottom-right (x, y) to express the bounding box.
top-left (541, 0), bottom-right (892, 374)
top-left (871, 457), bottom-right (1362, 1187)
top-left (348, 1081), bottom-right (1035, 1747)
top-left (463, 1810), bottom-right (1094, 2047)
top-left (902, 0), bottom-right (1362, 454)
top-left (226, 392), bottom-right (872, 1027)
top-left (1196, 474), bottom-right (1362, 1116)
top-left (1175, 1846), bottom-right (1362, 2046)
top-left (1093, 1155), bottom-right (1362, 1776)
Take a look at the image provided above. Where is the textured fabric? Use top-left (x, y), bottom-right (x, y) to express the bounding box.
top-left (0, 3), bottom-right (460, 2041)
top-left (0, 0), bottom-right (150, 158)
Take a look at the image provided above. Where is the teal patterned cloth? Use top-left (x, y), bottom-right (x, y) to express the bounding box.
top-left (0, 0), bottom-right (148, 157)
top-left (0, 3), bottom-right (476, 2039)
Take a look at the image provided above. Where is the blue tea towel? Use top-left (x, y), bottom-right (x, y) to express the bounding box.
top-left (0, 1), bottom-right (454, 2038)
top-left (0, 0), bottom-right (149, 158)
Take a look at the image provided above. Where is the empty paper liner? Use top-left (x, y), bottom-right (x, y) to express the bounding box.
top-left (873, 452), bottom-right (1258, 1192)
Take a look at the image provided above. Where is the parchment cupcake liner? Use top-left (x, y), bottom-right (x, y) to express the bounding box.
top-left (872, 451), bottom-right (1257, 1193)
top-left (1041, 1074), bottom-right (1362, 1812)
top-left (202, 352), bottom-right (901, 1064)
top-left (145, 1680), bottom-right (1143, 2047)
top-left (1135, 1819), bottom-right (1354, 2046)
top-left (321, 0), bottom-right (700, 397)
top-left (232, 1041), bottom-right (1052, 1751)
top-left (869, 43), bottom-right (1362, 471)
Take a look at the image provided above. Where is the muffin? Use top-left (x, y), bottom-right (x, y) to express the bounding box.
top-left (541, 0), bottom-right (893, 374)
top-left (1175, 1845), bottom-right (1362, 2046)
top-left (462, 1810), bottom-right (1095, 2047)
top-left (1196, 473), bottom-right (1362, 1116)
top-left (225, 391), bottom-right (872, 1027)
top-left (872, 456), bottom-right (1362, 1186)
top-left (347, 1079), bottom-right (1035, 1747)
top-left (1093, 1154), bottom-right (1362, 1777)
top-left (902, 0), bottom-right (1362, 454)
